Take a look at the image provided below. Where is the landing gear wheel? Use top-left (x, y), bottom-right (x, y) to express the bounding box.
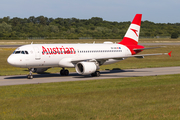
top-left (60, 70), bottom-right (65, 76)
top-left (64, 70), bottom-right (69, 76)
top-left (96, 71), bottom-right (100, 77)
top-left (60, 68), bottom-right (69, 76)
top-left (27, 75), bottom-right (33, 79)
top-left (27, 68), bottom-right (34, 79)
top-left (91, 71), bottom-right (100, 77)
top-left (91, 73), bottom-right (95, 77)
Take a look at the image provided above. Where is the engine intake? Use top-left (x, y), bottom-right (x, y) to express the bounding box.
top-left (75, 62), bottom-right (98, 75)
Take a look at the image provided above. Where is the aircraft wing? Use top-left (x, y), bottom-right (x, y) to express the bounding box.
top-left (71, 51), bottom-right (172, 63)
top-left (129, 52), bottom-right (171, 58)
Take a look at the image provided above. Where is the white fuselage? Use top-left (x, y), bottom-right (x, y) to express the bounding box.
top-left (7, 14), bottom-right (146, 78)
top-left (7, 42), bottom-right (131, 69)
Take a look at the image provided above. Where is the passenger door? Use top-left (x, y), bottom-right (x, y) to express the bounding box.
top-left (33, 46), bottom-right (41, 60)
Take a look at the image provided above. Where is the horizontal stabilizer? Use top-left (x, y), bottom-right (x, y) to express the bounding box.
top-left (133, 47), bottom-right (162, 51)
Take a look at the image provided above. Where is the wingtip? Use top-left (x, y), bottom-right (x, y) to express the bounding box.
top-left (168, 51), bottom-right (172, 57)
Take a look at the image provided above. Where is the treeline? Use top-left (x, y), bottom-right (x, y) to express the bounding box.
top-left (0, 16), bottom-right (180, 39)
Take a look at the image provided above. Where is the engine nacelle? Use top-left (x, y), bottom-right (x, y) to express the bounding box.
top-left (75, 62), bottom-right (98, 75)
top-left (33, 68), bottom-right (49, 73)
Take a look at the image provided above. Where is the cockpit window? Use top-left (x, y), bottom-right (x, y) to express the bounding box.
top-left (15, 51), bottom-right (21, 54)
top-left (21, 51), bottom-right (25, 54)
top-left (13, 50), bottom-right (29, 54)
top-left (25, 51), bottom-right (29, 54)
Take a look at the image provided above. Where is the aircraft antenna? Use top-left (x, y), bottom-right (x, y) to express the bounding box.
top-left (93, 41), bottom-right (95, 44)
top-left (31, 42), bottom-right (33, 45)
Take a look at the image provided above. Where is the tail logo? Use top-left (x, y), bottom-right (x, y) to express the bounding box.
top-left (130, 28), bottom-right (138, 37)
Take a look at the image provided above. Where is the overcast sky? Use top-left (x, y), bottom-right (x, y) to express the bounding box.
top-left (0, 0), bottom-right (179, 23)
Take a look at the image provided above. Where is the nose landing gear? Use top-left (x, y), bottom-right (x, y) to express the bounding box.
top-left (27, 68), bottom-right (34, 79)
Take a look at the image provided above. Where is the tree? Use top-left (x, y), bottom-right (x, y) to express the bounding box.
top-left (171, 32), bottom-right (179, 39)
top-left (36, 16), bottom-right (46, 25)
top-left (89, 17), bottom-right (103, 26)
top-left (11, 17), bottom-right (20, 26)
top-left (49, 25), bottom-right (59, 33)
top-left (0, 22), bottom-right (12, 33)
top-left (28, 16), bottom-right (36, 24)
top-left (0, 15), bottom-right (180, 39)
top-left (2, 16), bottom-right (10, 23)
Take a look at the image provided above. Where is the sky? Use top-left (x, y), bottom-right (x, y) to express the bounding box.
top-left (0, 0), bottom-right (180, 23)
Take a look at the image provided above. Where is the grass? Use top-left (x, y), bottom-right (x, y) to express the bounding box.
top-left (0, 44), bottom-right (180, 76)
top-left (0, 74), bottom-right (180, 119)
top-left (1, 39), bottom-right (180, 119)
top-left (0, 38), bottom-right (180, 45)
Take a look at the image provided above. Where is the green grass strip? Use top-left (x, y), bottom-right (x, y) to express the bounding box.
top-left (0, 74), bottom-right (180, 120)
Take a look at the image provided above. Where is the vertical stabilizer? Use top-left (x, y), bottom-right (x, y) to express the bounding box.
top-left (119, 14), bottom-right (142, 45)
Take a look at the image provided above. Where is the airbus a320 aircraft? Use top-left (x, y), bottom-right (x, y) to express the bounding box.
top-left (7, 14), bottom-right (171, 79)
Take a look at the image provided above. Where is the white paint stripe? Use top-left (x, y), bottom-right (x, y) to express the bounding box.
top-left (124, 24), bottom-right (140, 42)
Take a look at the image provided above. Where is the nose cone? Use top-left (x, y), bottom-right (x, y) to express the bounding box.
top-left (7, 55), bottom-right (16, 66)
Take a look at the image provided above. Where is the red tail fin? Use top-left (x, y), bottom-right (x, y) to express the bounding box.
top-left (119, 14), bottom-right (142, 46)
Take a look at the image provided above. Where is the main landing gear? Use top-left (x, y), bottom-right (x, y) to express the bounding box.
top-left (60, 68), bottom-right (69, 76)
top-left (27, 68), bottom-right (33, 79)
top-left (91, 71), bottom-right (100, 77)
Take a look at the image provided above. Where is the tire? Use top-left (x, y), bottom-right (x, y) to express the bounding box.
top-left (64, 70), bottom-right (69, 76)
top-left (96, 71), bottom-right (100, 77)
top-left (60, 70), bottom-right (64, 76)
top-left (91, 73), bottom-right (95, 77)
top-left (30, 75), bottom-right (33, 79)
top-left (91, 71), bottom-right (100, 77)
top-left (27, 75), bottom-right (33, 79)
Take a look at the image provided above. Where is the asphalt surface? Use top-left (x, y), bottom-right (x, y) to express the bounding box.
top-left (0, 45), bottom-right (22, 48)
top-left (0, 66), bottom-right (180, 86)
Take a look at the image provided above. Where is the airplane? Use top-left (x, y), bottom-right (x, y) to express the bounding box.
top-left (7, 14), bottom-right (172, 79)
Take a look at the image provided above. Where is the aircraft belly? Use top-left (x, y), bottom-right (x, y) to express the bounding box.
top-left (103, 59), bottom-right (122, 65)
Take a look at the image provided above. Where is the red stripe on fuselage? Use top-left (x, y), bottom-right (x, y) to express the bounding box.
top-left (119, 37), bottom-right (144, 55)
top-left (125, 44), bottom-right (144, 55)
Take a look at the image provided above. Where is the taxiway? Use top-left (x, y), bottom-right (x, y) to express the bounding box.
top-left (0, 66), bottom-right (179, 86)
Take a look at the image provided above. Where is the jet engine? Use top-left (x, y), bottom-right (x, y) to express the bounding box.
top-left (32, 68), bottom-right (49, 74)
top-left (75, 62), bottom-right (98, 75)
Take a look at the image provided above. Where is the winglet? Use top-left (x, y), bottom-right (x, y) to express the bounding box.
top-left (168, 51), bottom-right (172, 57)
